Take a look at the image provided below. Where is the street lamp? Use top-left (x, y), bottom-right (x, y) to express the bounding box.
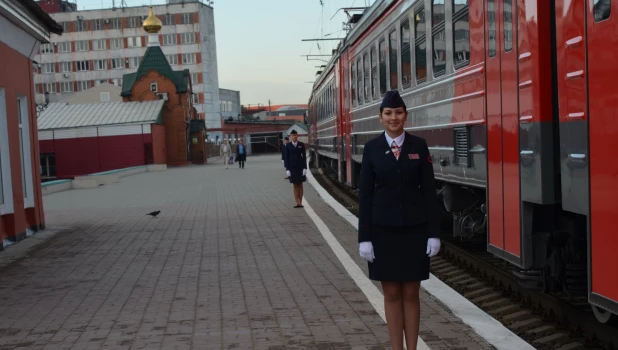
top-left (36, 91), bottom-right (50, 117)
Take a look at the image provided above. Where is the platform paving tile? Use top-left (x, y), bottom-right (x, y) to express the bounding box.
top-left (0, 155), bottom-right (495, 350)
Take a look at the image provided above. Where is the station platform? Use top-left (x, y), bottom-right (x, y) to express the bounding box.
top-left (0, 155), bottom-right (527, 349)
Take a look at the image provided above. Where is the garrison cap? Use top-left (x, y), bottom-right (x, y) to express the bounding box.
top-left (284, 137), bottom-right (289, 140)
top-left (381, 90), bottom-right (406, 110)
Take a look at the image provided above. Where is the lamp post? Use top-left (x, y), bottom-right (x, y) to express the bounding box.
top-left (36, 91), bottom-right (50, 117)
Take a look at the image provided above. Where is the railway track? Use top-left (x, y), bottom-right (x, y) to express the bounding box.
top-left (310, 168), bottom-right (618, 350)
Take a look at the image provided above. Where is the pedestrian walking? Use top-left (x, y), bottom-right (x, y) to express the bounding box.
top-left (282, 136), bottom-right (290, 179)
top-left (220, 139), bottom-right (232, 169)
top-left (235, 139), bottom-right (247, 169)
top-left (284, 130), bottom-right (306, 208)
top-left (358, 90), bottom-right (441, 350)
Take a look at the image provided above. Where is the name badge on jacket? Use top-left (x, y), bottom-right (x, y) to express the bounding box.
top-left (408, 153), bottom-right (419, 160)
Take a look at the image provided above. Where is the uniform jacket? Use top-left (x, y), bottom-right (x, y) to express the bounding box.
top-left (284, 141), bottom-right (307, 170)
top-left (282, 142), bottom-right (288, 161)
top-left (358, 132), bottom-right (440, 242)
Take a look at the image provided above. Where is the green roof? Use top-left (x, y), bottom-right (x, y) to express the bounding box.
top-left (121, 46), bottom-right (190, 97)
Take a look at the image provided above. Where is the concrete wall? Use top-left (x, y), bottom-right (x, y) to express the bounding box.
top-left (59, 83), bottom-right (122, 104)
top-left (219, 88), bottom-right (240, 119)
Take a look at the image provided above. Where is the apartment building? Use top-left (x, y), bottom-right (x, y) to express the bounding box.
top-left (33, 1), bottom-right (222, 134)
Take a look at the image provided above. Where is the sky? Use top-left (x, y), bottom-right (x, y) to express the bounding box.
top-left (75, 0), bottom-right (376, 106)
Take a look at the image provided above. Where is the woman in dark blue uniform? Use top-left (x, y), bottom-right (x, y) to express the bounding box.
top-left (358, 90), bottom-right (441, 350)
top-left (284, 130), bottom-right (307, 208)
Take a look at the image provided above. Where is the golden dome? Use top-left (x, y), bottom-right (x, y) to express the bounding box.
top-left (143, 6), bottom-right (162, 34)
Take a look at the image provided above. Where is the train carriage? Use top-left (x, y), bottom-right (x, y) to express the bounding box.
top-left (307, 0), bottom-right (618, 323)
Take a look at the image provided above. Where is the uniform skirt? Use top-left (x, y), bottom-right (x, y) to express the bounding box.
top-left (288, 168), bottom-right (306, 184)
top-left (368, 223), bottom-right (430, 282)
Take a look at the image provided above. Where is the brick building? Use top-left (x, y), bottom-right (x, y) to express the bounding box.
top-left (0, 0), bottom-right (62, 249)
top-left (121, 6), bottom-right (205, 166)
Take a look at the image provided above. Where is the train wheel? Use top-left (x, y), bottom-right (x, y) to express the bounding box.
top-left (591, 304), bottom-right (614, 324)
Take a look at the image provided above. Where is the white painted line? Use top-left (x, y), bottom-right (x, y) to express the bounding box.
top-left (302, 198), bottom-right (430, 350)
top-left (304, 168), bottom-right (535, 350)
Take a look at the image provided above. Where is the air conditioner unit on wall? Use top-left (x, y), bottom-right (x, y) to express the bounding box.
top-left (63, 73), bottom-right (70, 78)
top-left (157, 93), bottom-right (168, 101)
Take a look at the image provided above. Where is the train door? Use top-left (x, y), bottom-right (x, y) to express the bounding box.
top-left (486, 0), bottom-right (522, 264)
top-left (585, 0), bottom-right (618, 321)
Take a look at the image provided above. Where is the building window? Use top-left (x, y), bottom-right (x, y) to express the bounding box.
top-left (127, 16), bottom-right (142, 28)
top-left (76, 40), bottom-right (88, 51)
top-left (182, 53), bottom-right (196, 64)
top-left (94, 60), bottom-right (107, 70)
top-left (127, 37), bottom-right (142, 48)
top-left (93, 19), bottom-right (104, 30)
top-left (60, 82), bottom-right (73, 92)
top-left (162, 34), bottom-right (177, 46)
top-left (61, 21), bottom-right (70, 32)
top-left (77, 81), bottom-right (89, 91)
top-left (193, 94), bottom-right (199, 104)
top-left (110, 38), bottom-right (123, 49)
top-left (93, 39), bottom-right (106, 51)
top-left (45, 83), bottom-right (56, 93)
top-left (17, 96), bottom-right (34, 208)
top-left (76, 61), bottom-right (90, 71)
top-left (40, 44), bottom-right (53, 54)
top-left (41, 63), bottom-right (54, 74)
top-left (61, 62), bottom-right (71, 72)
top-left (59, 42), bottom-right (71, 53)
top-left (453, 0), bottom-right (470, 68)
top-left (130, 57), bottom-right (141, 68)
top-left (150, 81), bottom-right (158, 92)
top-left (180, 33), bottom-right (195, 44)
top-left (109, 18), bottom-right (121, 29)
top-left (167, 54), bottom-right (178, 65)
top-left (191, 72), bottom-right (199, 84)
top-left (111, 58), bottom-right (123, 69)
top-left (40, 153), bottom-right (56, 179)
top-left (0, 87), bottom-right (9, 210)
top-left (180, 13), bottom-right (194, 24)
top-left (100, 92), bottom-right (110, 101)
top-left (415, 7), bottom-right (427, 82)
top-left (161, 13), bottom-right (174, 25)
top-left (75, 20), bottom-right (87, 31)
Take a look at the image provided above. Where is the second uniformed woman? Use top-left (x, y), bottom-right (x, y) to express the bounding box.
top-left (358, 90), bottom-right (441, 350)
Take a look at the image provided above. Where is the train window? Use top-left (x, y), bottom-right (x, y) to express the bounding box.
top-left (432, 0), bottom-right (446, 76)
top-left (379, 38), bottom-right (387, 95)
top-left (401, 20), bottom-right (412, 89)
top-left (453, 0), bottom-right (470, 68)
top-left (504, 0), bottom-right (513, 52)
top-left (363, 53), bottom-right (370, 101)
top-left (594, 0), bottom-right (611, 22)
top-left (415, 7), bottom-right (427, 83)
top-left (371, 46), bottom-right (378, 100)
top-left (488, 0), bottom-right (496, 57)
top-left (389, 30), bottom-right (399, 90)
top-left (357, 57), bottom-right (363, 105)
top-left (351, 62), bottom-right (356, 107)
top-left (432, 0), bottom-right (445, 25)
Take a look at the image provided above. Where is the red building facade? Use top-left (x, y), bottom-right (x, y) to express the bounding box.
top-left (0, 0), bottom-right (62, 248)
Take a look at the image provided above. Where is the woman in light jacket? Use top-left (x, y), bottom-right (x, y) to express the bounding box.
top-left (220, 139), bottom-right (232, 169)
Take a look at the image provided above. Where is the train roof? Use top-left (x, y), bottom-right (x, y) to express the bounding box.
top-left (310, 0), bottom-right (395, 95)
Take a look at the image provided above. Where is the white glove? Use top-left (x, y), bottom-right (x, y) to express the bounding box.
top-left (286, 170), bottom-right (291, 177)
top-left (302, 169), bottom-right (307, 176)
top-left (426, 238), bottom-right (441, 257)
top-left (359, 242), bottom-right (375, 262)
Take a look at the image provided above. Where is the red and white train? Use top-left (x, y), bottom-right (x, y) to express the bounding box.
top-left (307, 0), bottom-right (617, 323)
